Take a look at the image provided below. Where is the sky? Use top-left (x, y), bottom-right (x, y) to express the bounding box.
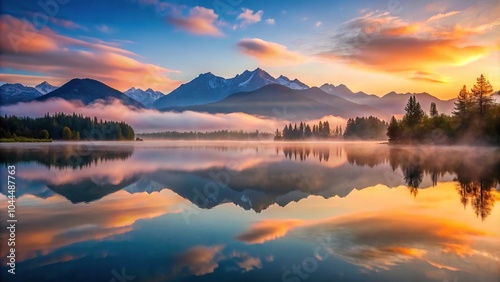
top-left (0, 0), bottom-right (499, 99)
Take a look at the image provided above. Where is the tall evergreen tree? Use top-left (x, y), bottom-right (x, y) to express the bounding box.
top-left (305, 125), bottom-right (312, 137)
top-left (387, 116), bottom-right (400, 142)
top-left (453, 85), bottom-right (474, 127)
top-left (430, 102), bottom-right (438, 117)
top-left (471, 74), bottom-right (494, 120)
top-left (403, 96), bottom-right (424, 128)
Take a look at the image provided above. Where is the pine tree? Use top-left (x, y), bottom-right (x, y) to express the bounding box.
top-left (305, 125), bottom-right (312, 138)
top-left (471, 74), bottom-right (494, 120)
top-left (283, 125), bottom-right (289, 140)
top-left (387, 116), bottom-right (400, 142)
top-left (403, 96), bottom-right (424, 128)
top-left (430, 102), bottom-right (438, 117)
top-left (453, 85), bottom-right (474, 126)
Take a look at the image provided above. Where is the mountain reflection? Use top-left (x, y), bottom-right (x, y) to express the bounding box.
top-left (1, 143), bottom-right (499, 219)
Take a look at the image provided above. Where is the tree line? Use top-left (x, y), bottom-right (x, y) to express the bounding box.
top-left (274, 121), bottom-right (343, 140)
top-left (387, 74), bottom-right (499, 145)
top-left (0, 113), bottom-right (135, 141)
top-left (343, 116), bottom-right (388, 140)
top-left (274, 117), bottom-right (387, 141)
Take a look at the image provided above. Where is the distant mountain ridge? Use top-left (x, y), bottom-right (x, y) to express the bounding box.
top-left (161, 84), bottom-right (389, 120)
top-left (35, 78), bottom-right (145, 108)
top-left (124, 87), bottom-right (164, 108)
top-left (153, 68), bottom-right (309, 109)
top-left (0, 69), bottom-right (463, 120)
top-left (320, 83), bottom-right (456, 115)
top-left (0, 83), bottom-right (44, 105)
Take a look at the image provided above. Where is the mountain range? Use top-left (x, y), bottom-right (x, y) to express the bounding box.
top-left (152, 68), bottom-right (309, 109)
top-left (320, 83), bottom-right (456, 115)
top-left (0, 68), bottom-right (466, 120)
top-left (123, 87), bottom-right (164, 108)
top-left (162, 84), bottom-right (389, 120)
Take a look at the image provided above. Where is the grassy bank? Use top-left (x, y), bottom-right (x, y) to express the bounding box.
top-left (0, 137), bottom-right (53, 143)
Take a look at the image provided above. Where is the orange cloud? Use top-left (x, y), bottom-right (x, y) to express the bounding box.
top-left (235, 219), bottom-right (304, 244)
top-left (174, 245), bottom-right (225, 275)
top-left (237, 38), bottom-right (307, 66)
top-left (318, 10), bottom-right (496, 83)
top-left (166, 6), bottom-right (223, 36)
top-left (299, 211), bottom-right (494, 271)
top-left (0, 15), bottom-right (180, 92)
top-left (0, 190), bottom-right (185, 263)
top-left (230, 252), bottom-right (263, 272)
top-left (410, 71), bottom-right (451, 84)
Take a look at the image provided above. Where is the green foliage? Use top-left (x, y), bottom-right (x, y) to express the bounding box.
top-left (344, 116), bottom-right (388, 140)
top-left (453, 85), bottom-right (474, 129)
top-left (38, 129), bottom-right (50, 139)
top-left (0, 113), bottom-right (135, 141)
top-left (387, 116), bottom-right (400, 142)
top-left (62, 126), bottom-right (72, 140)
top-left (388, 74), bottom-right (499, 145)
top-left (471, 74), bottom-right (494, 120)
top-left (430, 102), bottom-right (438, 117)
top-left (403, 95), bottom-right (425, 129)
top-left (275, 120), bottom-right (339, 141)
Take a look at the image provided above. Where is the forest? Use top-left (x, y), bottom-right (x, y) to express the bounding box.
top-left (0, 113), bottom-right (135, 141)
top-left (274, 117), bottom-right (387, 141)
top-left (139, 130), bottom-right (274, 140)
top-left (343, 117), bottom-right (388, 140)
top-left (388, 74), bottom-right (500, 145)
top-left (274, 121), bottom-right (343, 140)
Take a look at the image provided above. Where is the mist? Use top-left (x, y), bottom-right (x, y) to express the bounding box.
top-left (0, 99), bottom-right (347, 133)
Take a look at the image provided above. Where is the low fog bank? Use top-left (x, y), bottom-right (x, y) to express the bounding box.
top-left (0, 99), bottom-right (347, 133)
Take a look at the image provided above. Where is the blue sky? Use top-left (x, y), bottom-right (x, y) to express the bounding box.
top-left (1, 0), bottom-right (498, 98)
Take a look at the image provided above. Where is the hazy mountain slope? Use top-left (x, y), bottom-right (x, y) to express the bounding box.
top-left (161, 84), bottom-right (388, 120)
top-left (36, 78), bottom-right (145, 108)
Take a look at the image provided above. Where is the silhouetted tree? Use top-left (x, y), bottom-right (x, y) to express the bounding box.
top-left (430, 102), bottom-right (438, 117)
top-left (387, 116), bottom-right (400, 142)
top-left (403, 95), bottom-right (425, 129)
top-left (471, 74), bottom-right (494, 120)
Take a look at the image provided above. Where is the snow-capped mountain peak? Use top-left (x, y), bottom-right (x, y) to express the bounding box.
top-left (35, 81), bottom-right (58, 94)
top-left (0, 83), bottom-right (45, 105)
top-left (153, 68), bottom-right (310, 109)
top-left (123, 87), bottom-right (164, 107)
top-left (276, 75), bottom-right (309, 90)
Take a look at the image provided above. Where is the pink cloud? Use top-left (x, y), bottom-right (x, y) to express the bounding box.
top-left (166, 6), bottom-right (223, 36)
top-left (49, 18), bottom-right (88, 30)
top-left (237, 38), bottom-right (307, 66)
top-left (0, 15), bottom-right (180, 92)
top-left (237, 8), bottom-right (263, 27)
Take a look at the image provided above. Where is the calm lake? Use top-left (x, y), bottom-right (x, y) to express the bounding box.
top-left (0, 141), bottom-right (499, 282)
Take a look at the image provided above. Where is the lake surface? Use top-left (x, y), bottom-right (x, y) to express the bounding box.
top-left (0, 141), bottom-right (499, 282)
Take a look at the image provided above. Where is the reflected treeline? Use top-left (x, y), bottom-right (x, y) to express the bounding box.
top-left (277, 145), bottom-right (499, 220)
top-left (456, 180), bottom-right (496, 221)
top-left (0, 144), bottom-right (134, 169)
top-left (386, 146), bottom-right (499, 220)
top-left (278, 146), bottom-right (343, 162)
